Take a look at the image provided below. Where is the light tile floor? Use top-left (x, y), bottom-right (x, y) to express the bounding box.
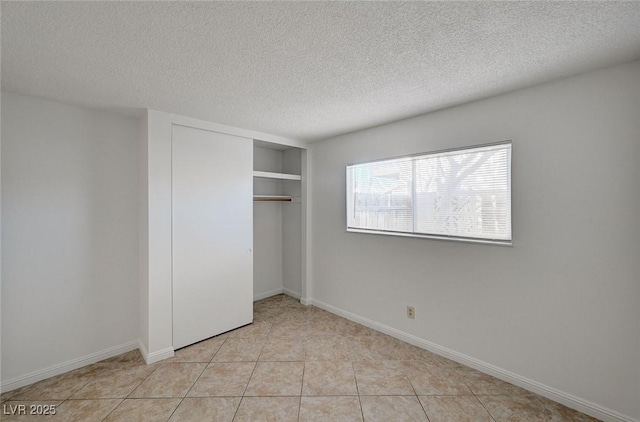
top-left (1, 294), bottom-right (599, 421)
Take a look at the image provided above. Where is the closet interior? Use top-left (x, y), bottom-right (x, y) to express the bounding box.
top-left (253, 140), bottom-right (303, 301)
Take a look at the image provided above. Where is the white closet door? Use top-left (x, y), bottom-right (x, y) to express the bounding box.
top-left (172, 124), bottom-right (253, 349)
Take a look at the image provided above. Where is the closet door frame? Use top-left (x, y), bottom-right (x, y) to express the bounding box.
top-left (141, 109), bottom-right (308, 363)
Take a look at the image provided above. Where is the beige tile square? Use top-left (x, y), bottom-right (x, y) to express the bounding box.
top-left (419, 396), bottom-right (493, 422)
top-left (306, 307), bottom-right (334, 318)
top-left (348, 336), bottom-right (396, 361)
top-left (254, 298), bottom-right (283, 314)
top-left (305, 337), bottom-right (351, 361)
top-left (281, 303), bottom-right (308, 313)
top-left (308, 318), bottom-right (343, 336)
top-left (129, 363), bottom-right (206, 398)
top-left (339, 320), bottom-right (373, 336)
top-left (399, 361), bottom-right (472, 396)
top-left (536, 396), bottom-right (600, 421)
top-left (360, 396), bottom-right (429, 421)
top-left (245, 361), bottom-right (304, 396)
top-left (257, 294), bottom-right (285, 305)
top-left (254, 308), bottom-right (281, 322)
top-left (166, 337), bottom-right (225, 363)
top-left (354, 361), bottom-right (414, 396)
top-left (69, 362), bottom-right (131, 379)
top-left (395, 359), bottom-right (436, 375)
top-left (299, 396), bottom-right (363, 422)
top-left (438, 358), bottom-right (471, 374)
top-left (228, 321), bottom-right (273, 340)
top-left (278, 307), bottom-right (310, 320)
top-left (233, 396), bottom-right (299, 422)
top-left (11, 370), bottom-right (92, 401)
top-left (0, 401), bottom-right (63, 422)
top-left (104, 398), bottom-right (181, 422)
top-left (311, 313), bottom-right (345, 325)
top-left (281, 295), bottom-right (303, 308)
top-left (71, 364), bottom-right (156, 399)
top-left (410, 373), bottom-right (473, 396)
top-left (269, 311), bottom-right (305, 325)
top-left (259, 338), bottom-right (306, 361)
top-left (212, 338), bottom-right (265, 362)
top-left (269, 320), bottom-right (309, 338)
top-left (463, 372), bottom-right (527, 395)
top-left (388, 339), bottom-right (428, 361)
top-left (51, 399), bottom-right (122, 422)
top-left (187, 362), bottom-right (255, 397)
top-left (0, 389), bottom-right (23, 404)
top-left (418, 351), bottom-right (458, 368)
top-left (302, 361), bottom-right (358, 396)
top-left (476, 394), bottom-right (551, 421)
top-left (169, 397), bottom-right (240, 421)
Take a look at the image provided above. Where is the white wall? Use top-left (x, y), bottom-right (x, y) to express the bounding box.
top-left (1, 92), bottom-right (140, 387)
top-left (309, 62), bottom-right (640, 421)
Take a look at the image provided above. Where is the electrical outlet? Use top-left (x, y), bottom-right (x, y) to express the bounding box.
top-left (406, 306), bottom-right (415, 319)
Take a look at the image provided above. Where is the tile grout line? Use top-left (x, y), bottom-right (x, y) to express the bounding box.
top-left (164, 361), bottom-right (210, 420)
top-left (230, 356), bottom-right (260, 421)
top-left (96, 360), bottom-right (156, 422)
top-left (416, 397), bottom-right (432, 422)
top-left (59, 364), bottom-right (131, 422)
top-left (404, 364), bottom-right (432, 421)
top-left (351, 361), bottom-right (366, 422)
top-left (98, 398), bottom-right (126, 421)
top-left (468, 385), bottom-right (497, 422)
top-left (297, 362), bottom-right (306, 421)
top-left (42, 357), bottom-right (153, 421)
top-left (125, 360), bottom-right (163, 399)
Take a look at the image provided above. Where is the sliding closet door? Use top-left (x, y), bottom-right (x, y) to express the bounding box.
top-left (172, 124), bottom-right (253, 349)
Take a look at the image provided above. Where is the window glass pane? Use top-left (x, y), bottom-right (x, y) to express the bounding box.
top-left (347, 157), bottom-right (413, 232)
top-left (414, 144), bottom-right (511, 240)
top-left (346, 142), bottom-right (511, 243)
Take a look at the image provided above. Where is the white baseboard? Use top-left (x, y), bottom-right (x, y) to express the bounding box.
top-left (300, 297), bottom-right (311, 305)
top-left (282, 288), bottom-right (301, 299)
top-left (138, 339), bottom-right (150, 364)
top-left (309, 298), bottom-right (637, 422)
top-left (1, 340), bottom-right (139, 393)
top-left (144, 346), bottom-right (174, 365)
top-left (253, 288), bottom-right (283, 301)
top-left (254, 288), bottom-right (302, 302)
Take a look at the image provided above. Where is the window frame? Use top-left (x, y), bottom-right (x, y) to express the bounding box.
top-left (346, 140), bottom-right (513, 246)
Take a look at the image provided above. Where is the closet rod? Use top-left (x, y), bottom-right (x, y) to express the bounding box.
top-left (253, 196), bottom-right (292, 202)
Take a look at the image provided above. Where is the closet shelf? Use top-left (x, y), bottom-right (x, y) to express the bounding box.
top-left (253, 195), bottom-right (292, 202)
top-left (253, 171), bottom-right (301, 181)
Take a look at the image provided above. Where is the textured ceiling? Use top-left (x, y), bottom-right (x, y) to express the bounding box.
top-left (2, 2), bottom-right (640, 142)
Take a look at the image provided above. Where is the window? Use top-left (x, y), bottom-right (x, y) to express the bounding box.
top-left (346, 141), bottom-right (512, 244)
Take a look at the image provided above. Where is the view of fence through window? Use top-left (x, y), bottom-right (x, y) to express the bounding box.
top-left (347, 142), bottom-right (512, 243)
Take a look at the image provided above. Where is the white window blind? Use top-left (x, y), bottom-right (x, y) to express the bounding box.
top-left (347, 142), bottom-right (512, 244)
top-left (346, 157), bottom-right (413, 233)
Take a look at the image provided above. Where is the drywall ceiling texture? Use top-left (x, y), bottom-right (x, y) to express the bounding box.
top-left (2, 1), bottom-right (640, 141)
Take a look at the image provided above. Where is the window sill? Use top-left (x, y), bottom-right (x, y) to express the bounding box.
top-left (346, 228), bottom-right (513, 247)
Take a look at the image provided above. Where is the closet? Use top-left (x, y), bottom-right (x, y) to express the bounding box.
top-left (253, 140), bottom-right (303, 300)
top-left (172, 125), bottom-right (253, 349)
top-left (140, 110), bottom-right (308, 362)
